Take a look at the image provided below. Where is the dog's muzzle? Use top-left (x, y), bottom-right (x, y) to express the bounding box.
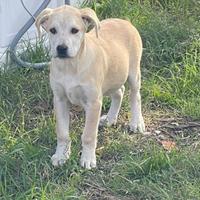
top-left (56, 45), bottom-right (69, 58)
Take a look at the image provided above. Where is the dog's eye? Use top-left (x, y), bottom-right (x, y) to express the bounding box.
top-left (50, 28), bottom-right (57, 34)
top-left (71, 28), bottom-right (79, 34)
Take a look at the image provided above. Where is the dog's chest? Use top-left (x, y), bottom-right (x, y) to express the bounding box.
top-left (67, 84), bottom-right (87, 106)
top-left (53, 75), bottom-right (87, 107)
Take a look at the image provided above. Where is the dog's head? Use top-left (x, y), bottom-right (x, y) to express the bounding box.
top-left (35, 5), bottom-right (100, 59)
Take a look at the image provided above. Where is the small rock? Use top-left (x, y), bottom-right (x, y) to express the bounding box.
top-left (142, 131), bottom-right (152, 136)
top-left (155, 130), bottom-right (161, 134)
top-left (171, 122), bottom-right (179, 126)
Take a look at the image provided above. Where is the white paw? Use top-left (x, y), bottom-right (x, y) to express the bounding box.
top-left (51, 144), bottom-right (71, 167)
top-left (80, 148), bottom-right (96, 169)
top-left (99, 115), bottom-right (117, 126)
top-left (129, 117), bottom-right (145, 133)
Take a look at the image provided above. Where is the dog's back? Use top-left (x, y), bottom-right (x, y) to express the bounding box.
top-left (89, 18), bottom-right (142, 57)
top-left (87, 18), bottom-right (143, 94)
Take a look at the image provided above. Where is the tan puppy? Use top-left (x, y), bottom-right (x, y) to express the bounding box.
top-left (35, 5), bottom-right (145, 169)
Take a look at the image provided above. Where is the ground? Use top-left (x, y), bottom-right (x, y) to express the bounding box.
top-left (0, 0), bottom-right (200, 199)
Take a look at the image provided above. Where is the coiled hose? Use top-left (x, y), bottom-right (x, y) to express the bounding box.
top-left (9, 0), bottom-right (70, 69)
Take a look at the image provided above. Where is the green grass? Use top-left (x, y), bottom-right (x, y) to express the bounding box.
top-left (0, 0), bottom-right (200, 199)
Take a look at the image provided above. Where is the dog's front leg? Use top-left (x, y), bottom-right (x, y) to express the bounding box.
top-left (51, 96), bottom-right (71, 166)
top-left (81, 100), bottom-right (102, 169)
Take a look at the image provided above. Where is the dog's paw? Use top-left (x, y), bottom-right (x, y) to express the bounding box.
top-left (99, 115), bottom-right (117, 127)
top-left (129, 117), bottom-right (145, 133)
top-left (51, 145), bottom-right (71, 167)
top-left (80, 148), bottom-right (96, 169)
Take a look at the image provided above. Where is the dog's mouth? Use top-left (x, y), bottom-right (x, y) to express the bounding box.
top-left (55, 54), bottom-right (72, 59)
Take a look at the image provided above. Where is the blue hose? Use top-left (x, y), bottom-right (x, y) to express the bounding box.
top-left (65, 0), bottom-right (70, 4)
top-left (9, 0), bottom-right (70, 69)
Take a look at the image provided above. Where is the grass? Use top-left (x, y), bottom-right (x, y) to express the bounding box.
top-left (0, 0), bottom-right (200, 199)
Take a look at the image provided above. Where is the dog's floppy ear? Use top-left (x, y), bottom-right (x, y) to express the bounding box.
top-left (35, 8), bottom-right (53, 38)
top-left (80, 8), bottom-right (100, 38)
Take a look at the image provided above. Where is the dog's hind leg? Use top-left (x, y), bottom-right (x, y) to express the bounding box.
top-left (128, 65), bottom-right (145, 133)
top-left (100, 85), bottom-right (125, 126)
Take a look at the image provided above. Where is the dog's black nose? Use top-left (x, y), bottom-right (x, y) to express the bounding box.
top-left (57, 45), bottom-right (68, 58)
